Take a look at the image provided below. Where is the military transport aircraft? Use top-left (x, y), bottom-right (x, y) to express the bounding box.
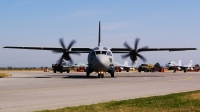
top-left (3, 21), bottom-right (197, 78)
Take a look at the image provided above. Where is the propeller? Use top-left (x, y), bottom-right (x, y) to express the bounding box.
top-left (121, 38), bottom-right (148, 64)
top-left (52, 38), bottom-right (79, 64)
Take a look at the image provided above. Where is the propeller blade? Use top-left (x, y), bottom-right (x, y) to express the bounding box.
top-left (123, 41), bottom-right (132, 50)
top-left (138, 46), bottom-right (149, 52)
top-left (67, 40), bottom-right (76, 50)
top-left (140, 46), bottom-right (149, 49)
top-left (59, 38), bottom-right (66, 49)
top-left (137, 53), bottom-right (147, 63)
top-left (121, 53), bottom-right (130, 59)
top-left (52, 50), bottom-right (62, 53)
top-left (131, 61), bottom-right (136, 65)
top-left (58, 54), bottom-right (65, 64)
top-left (68, 56), bottom-right (74, 64)
top-left (135, 38), bottom-right (140, 50)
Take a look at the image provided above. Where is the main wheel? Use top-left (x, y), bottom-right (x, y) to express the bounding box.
top-left (86, 72), bottom-right (90, 77)
top-left (111, 73), bottom-right (114, 77)
top-left (173, 68), bottom-right (176, 73)
top-left (54, 69), bottom-right (56, 73)
top-left (67, 70), bottom-right (70, 73)
top-left (184, 68), bottom-right (186, 73)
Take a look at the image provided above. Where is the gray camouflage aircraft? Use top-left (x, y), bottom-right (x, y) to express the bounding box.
top-left (3, 21), bottom-right (197, 78)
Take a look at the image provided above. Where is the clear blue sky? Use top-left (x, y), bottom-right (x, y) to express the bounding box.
top-left (0, 0), bottom-right (199, 67)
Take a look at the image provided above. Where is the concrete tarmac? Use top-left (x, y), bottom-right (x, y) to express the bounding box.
top-left (0, 71), bottom-right (200, 112)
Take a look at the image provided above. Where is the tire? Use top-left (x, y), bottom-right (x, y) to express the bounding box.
top-left (173, 68), bottom-right (176, 73)
top-left (138, 68), bottom-right (141, 72)
top-left (98, 74), bottom-right (101, 78)
top-left (101, 74), bottom-right (104, 78)
top-left (111, 73), bottom-right (114, 77)
top-left (184, 69), bottom-right (186, 73)
top-left (86, 72), bottom-right (90, 77)
top-left (67, 70), bottom-right (70, 73)
top-left (53, 69), bottom-right (56, 73)
top-left (60, 70), bottom-right (63, 73)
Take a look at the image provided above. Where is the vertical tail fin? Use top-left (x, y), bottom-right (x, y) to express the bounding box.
top-left (178, 60), bottom-right (182, 66)
top-left (98, 21), bottom-right (101, 46)
top-left (188, 60), bottom-right (193, 67)
top-left (123, 61), bottom-right (128, 67)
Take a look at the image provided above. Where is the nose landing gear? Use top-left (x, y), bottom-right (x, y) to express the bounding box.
top-left (98, 73), bottom-right (104, 78)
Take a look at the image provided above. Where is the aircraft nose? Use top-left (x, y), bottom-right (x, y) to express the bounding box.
top-left (92, 55), bottom-right (110, 71)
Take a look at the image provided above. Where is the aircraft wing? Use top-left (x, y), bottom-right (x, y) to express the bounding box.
top-left (3, 46), bottom-right (92, 53)
top-left (110, 48), bottom-right (197, 53)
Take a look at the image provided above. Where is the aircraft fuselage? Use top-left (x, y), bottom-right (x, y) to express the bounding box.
top-left (87, 46), bottom-right (114, 73)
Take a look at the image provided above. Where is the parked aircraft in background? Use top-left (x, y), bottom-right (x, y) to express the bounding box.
top-left (71, 62), bottom-right (88, 68)
top-left (114, 61), bottom-right (137, 72)
top-left (166, 60), bottom-right (182, 70)
top-left (3, 21), bottom-right (197, 78)
top-left (122, 61), bottom-right (137, 72)
top-left (183, 60), bottom-right (193, 70)
top-left (166, 59), bottom-right (193, 71)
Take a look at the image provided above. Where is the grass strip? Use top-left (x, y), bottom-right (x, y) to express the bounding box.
top-left (37, 90), bottom-right (200, 112)
top-left (0, 72), bottom-right (12, 78)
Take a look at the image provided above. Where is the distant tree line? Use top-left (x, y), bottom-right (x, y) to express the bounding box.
top-left (0, 66), bottom-right (51, 70)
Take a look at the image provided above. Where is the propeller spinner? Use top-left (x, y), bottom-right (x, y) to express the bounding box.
top-left (122, 38), bottom-right (148, 63)
top-left (52, 38), bottom-right (79, 64)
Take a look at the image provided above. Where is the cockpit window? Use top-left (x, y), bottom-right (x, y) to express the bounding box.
top-left (95, 51), bottom-right (101, 55)
top-left (103, 47), bottom-right (108, 50)
top-left (107, 51), bottom-right (112, 56)
top-left (102, 51), bottom-right (107, 55)
top-left (94, 47), bottom-right (99, 50)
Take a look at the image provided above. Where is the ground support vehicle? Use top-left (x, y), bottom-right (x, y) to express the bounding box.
top-left (138, 64), bottom-right (155, 72)
top-left (52, 64), bottom-right (70, 73)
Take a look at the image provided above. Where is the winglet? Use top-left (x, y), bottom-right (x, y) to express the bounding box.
top-left (98, 21), bottom-right (101, 46)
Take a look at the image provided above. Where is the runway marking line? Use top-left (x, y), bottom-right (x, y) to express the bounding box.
top-left (168, 76), bottom-right (192, 82)
top-left (0, 76), bottom-right (193, 93)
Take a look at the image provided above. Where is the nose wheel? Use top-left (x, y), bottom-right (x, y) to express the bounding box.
top-left (98, 73), bottom-right (104, 78)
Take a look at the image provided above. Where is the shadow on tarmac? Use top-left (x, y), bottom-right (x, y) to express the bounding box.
top-left (5, 74), bottom-right (164, 79)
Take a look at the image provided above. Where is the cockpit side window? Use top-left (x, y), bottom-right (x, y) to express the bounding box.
top-left (95, 51), bottom-right (101, 55)
top-left (107, 51), bottom-right (112, 56)
top-left (102, 51), bottom-right (107, 55)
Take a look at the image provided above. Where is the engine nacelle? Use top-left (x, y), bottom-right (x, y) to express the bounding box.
top-left (130, 55), bottom-right (137, 62)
